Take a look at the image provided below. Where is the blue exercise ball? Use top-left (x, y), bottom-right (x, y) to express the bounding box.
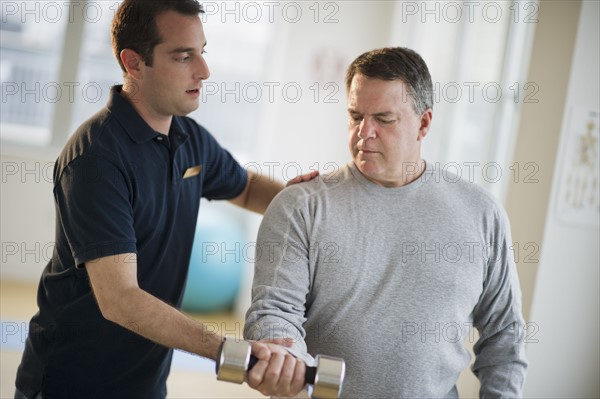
top-left (182, 211), bottom-right (246, 313)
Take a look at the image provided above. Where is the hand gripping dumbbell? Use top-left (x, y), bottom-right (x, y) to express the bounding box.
top-left (215, 338), bottom-right (345, 399)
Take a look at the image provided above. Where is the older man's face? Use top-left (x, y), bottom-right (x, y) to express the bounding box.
top-left (347, 74), bottom-right (431, 187)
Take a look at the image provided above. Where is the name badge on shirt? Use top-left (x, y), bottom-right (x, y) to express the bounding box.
top-left (183, 165), bottom-right (202, 179)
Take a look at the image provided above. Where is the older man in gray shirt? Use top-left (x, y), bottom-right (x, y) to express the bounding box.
top-left (245, 47), bottom-right (527, 398)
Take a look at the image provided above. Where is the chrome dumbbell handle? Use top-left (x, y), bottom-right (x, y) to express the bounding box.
top-left (216, 339), bottom-right (319, 383)
top-left (245, 350), bottom-right (319, 384)
top-left (215, 339), bottom-right (345, 399)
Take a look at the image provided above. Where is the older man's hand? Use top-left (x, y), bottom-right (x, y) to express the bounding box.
top-left (247, 341), bottom-right (307, 397)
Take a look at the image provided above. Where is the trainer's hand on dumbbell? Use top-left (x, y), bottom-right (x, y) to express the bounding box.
top-left (247, 341), bottom-right (307, 397)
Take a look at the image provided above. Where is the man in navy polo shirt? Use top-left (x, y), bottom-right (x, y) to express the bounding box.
top-left (15, 1), bottom-right (310, 398)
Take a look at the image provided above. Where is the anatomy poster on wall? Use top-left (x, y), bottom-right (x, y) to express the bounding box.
top-left (556, 106), bottom-right (600, 228)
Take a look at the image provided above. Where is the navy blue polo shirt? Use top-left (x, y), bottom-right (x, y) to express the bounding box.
top-left (16, 86), bottom-right (248, 398)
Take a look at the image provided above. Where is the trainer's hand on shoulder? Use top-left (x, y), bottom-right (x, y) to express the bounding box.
top-left (247, 341), bottom-right (306, 397)
top-left (286, 170), bottom-right (319, 187)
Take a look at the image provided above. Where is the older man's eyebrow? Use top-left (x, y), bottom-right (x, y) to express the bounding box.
top-left (372, 111), bottom-right (395, 117)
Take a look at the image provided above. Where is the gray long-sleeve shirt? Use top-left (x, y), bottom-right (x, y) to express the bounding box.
top-left (245, 161), bottom-right (527, 398)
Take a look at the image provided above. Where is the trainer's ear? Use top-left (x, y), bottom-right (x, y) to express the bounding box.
top-left (120, 49), bottom-right (144, 80)
top-left (417, 109), bottom-right (433, 141)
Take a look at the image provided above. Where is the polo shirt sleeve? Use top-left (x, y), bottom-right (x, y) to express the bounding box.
top-left (199, 128), bottom-right (248, 201)
top-left (54, 155), bottom-right (137, 266)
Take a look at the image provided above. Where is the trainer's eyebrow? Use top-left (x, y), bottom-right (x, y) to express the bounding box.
top-left (169, 47), bottom-right (195, 54)
top-left (169, 41), bottom-right (207, 54)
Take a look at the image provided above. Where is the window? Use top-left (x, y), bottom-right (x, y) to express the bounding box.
top-left (1, 0), bottom-right (274, 160)
top-left (1, 1), bottom-right (68, 146)
top-left (68, 1), bottom-right (123, 135)
top-left (392, 0), bottom-right (538, 201)
top-left (188, 5), bottom-right (273, 159)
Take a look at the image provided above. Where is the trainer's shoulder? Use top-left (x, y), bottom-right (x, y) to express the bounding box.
top-left (56, 108), bottom-right (117, 169)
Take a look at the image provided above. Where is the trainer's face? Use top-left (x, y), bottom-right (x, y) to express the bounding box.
top-left (347, 74), bottom-right (432, 187)
top-left (139, 10), bottom-right (210, 118)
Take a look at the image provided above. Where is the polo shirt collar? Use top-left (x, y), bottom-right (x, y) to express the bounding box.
top-left (107, 85), bottom-right (188, 144)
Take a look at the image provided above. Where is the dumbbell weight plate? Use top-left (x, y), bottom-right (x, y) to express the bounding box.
top-left (313, 354), bottom-right (346, 399)
top-left (216, 339), bottom-right (251, 384)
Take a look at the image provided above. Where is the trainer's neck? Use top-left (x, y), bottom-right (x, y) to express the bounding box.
top-left (120, 86), bottom-right (172, 135)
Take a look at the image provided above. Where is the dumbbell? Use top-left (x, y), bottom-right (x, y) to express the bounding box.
top-left (215, 338), bottom-right (345, 399)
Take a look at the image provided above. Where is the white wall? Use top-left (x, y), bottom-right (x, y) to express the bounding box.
top-left (255, 1), bottom-right (395, 171)
top-left (524, 1), bottom-right (600, 397)
top-left (1, 146), bottom-right (59, 282)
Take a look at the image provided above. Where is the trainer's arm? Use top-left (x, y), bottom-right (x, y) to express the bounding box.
top-left (229, 170), bottom-right (319, 214)
top-left (87, 252), bottom-right (306, 396)
top-left (86, 253), bottom-right (223, 359)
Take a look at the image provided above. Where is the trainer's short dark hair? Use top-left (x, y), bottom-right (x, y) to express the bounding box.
top-left (111, 0), bottom-right (204, 73)
top-left (345, 47), bottom-right (433, 114)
